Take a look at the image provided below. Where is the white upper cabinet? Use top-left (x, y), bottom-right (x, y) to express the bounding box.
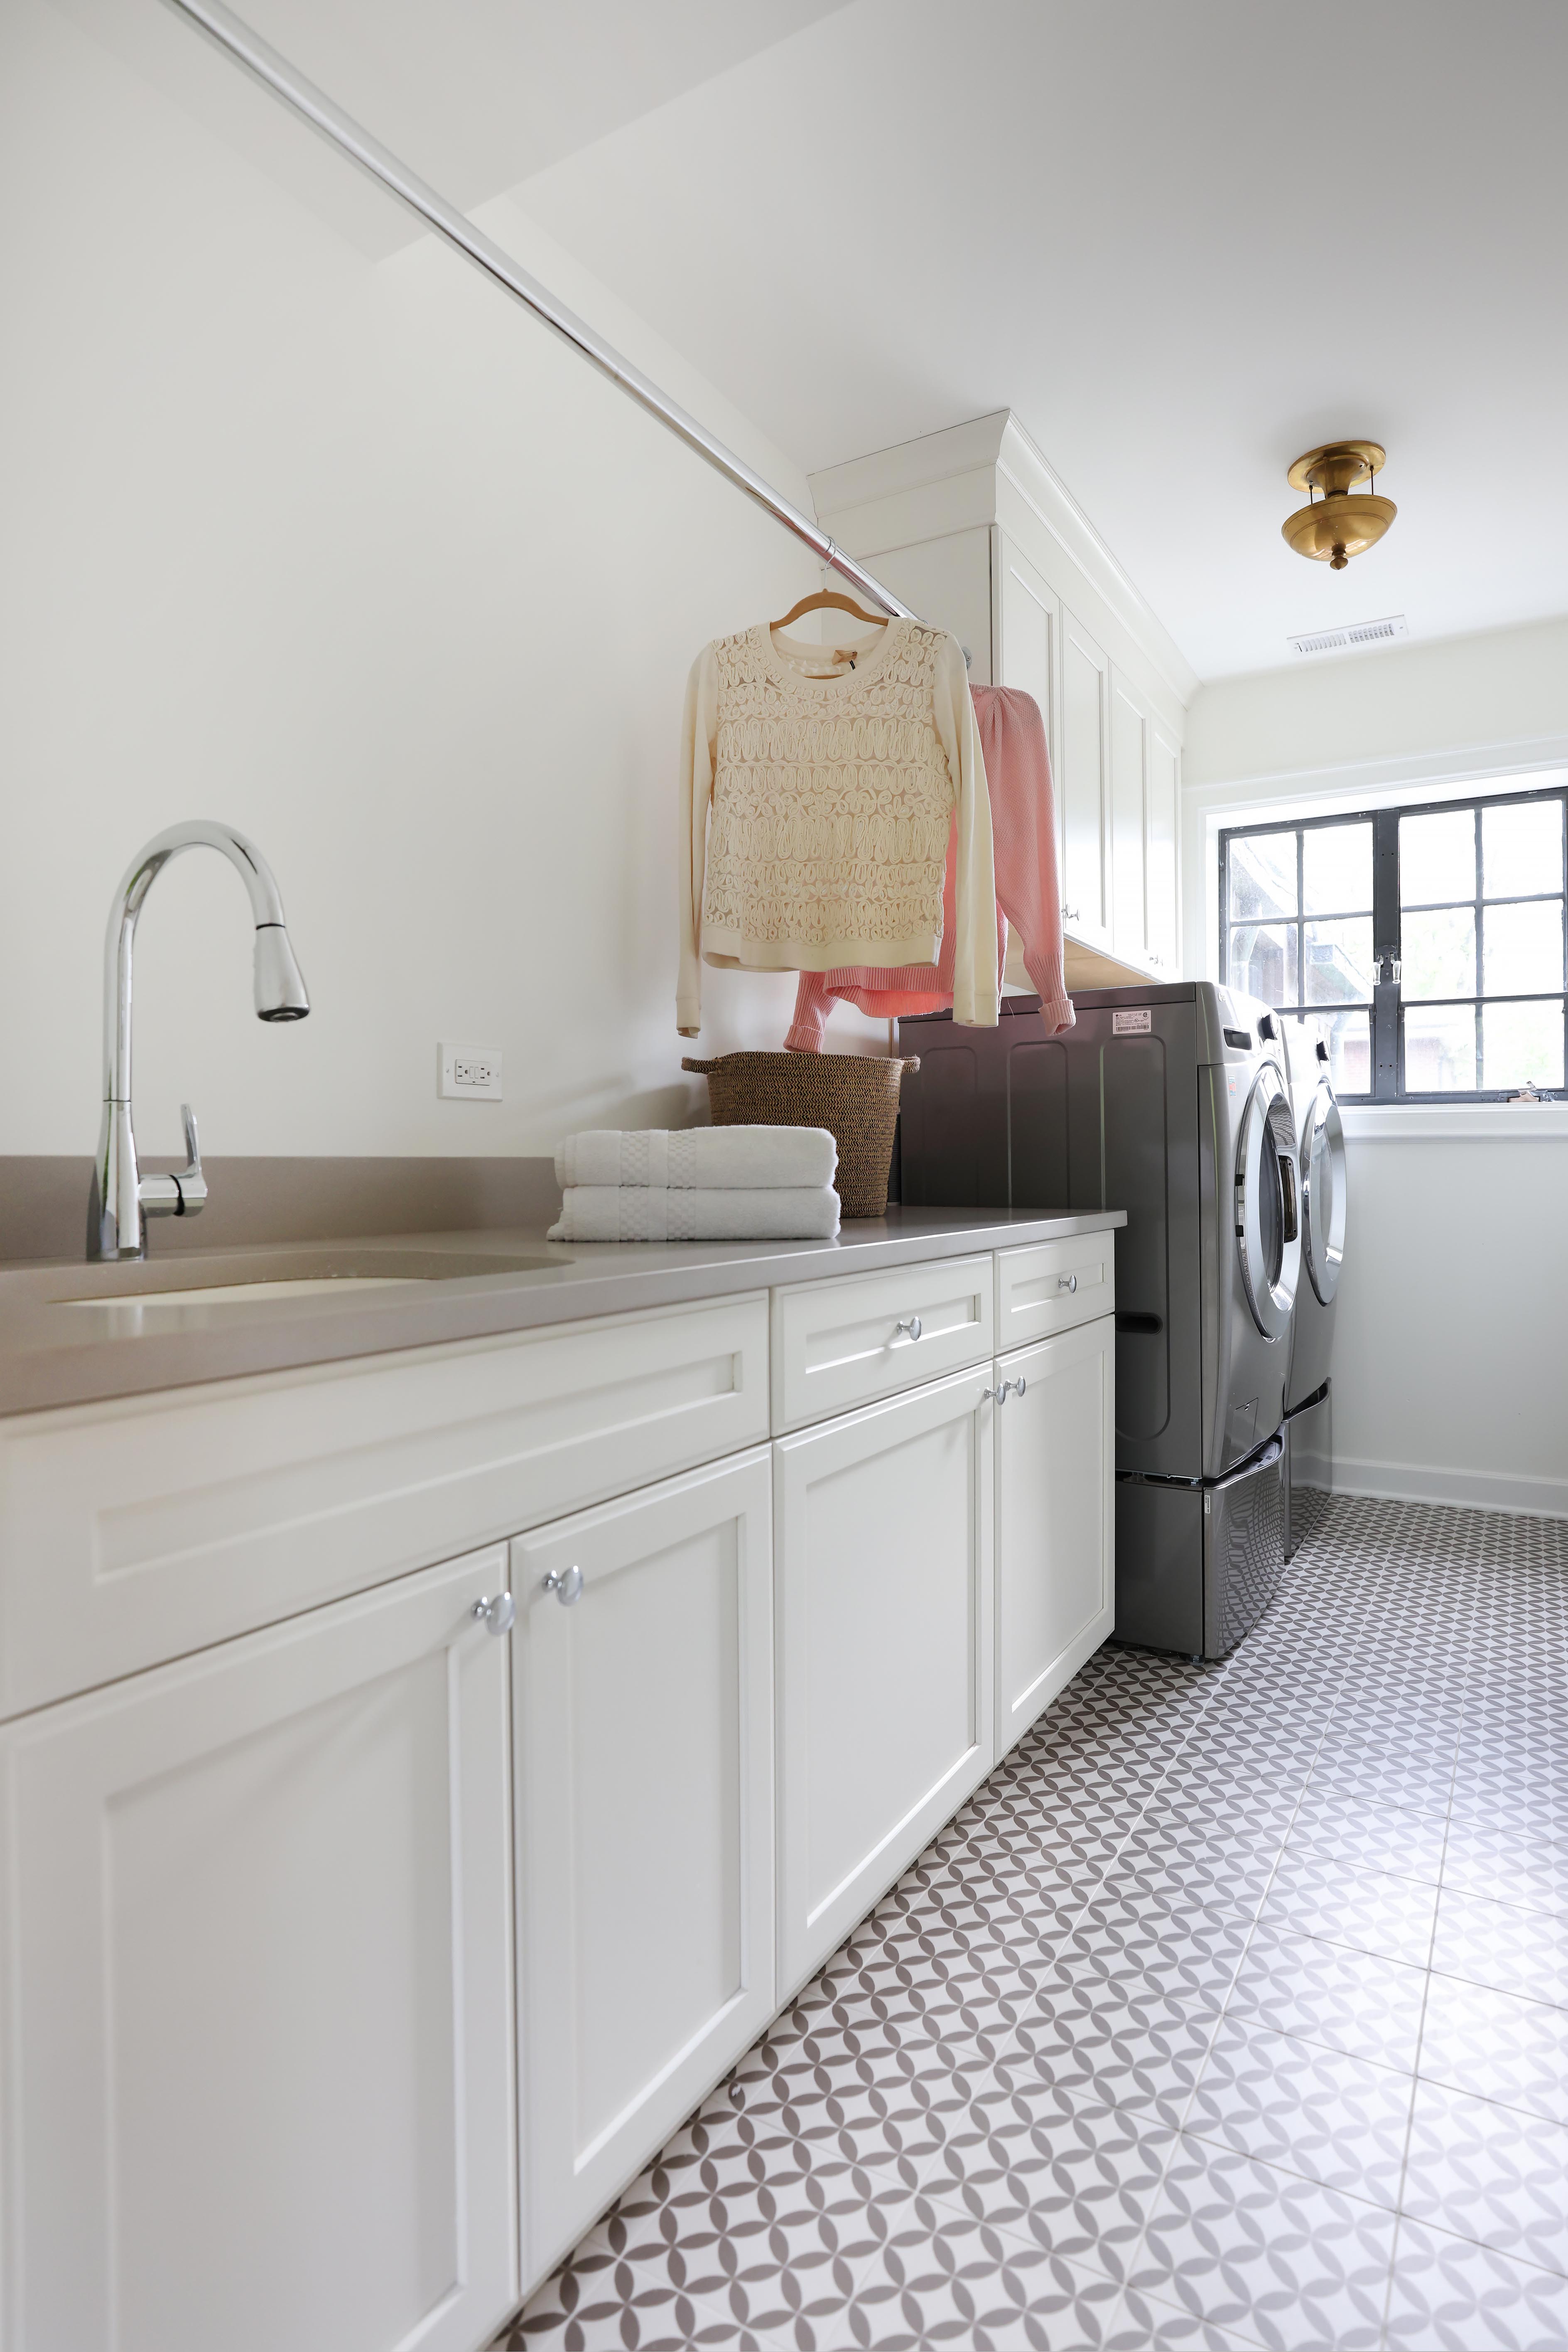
top-left (510, 1450), bottom-right (775, 2290)
top-left (1110, 672), bottom-right (1149, 964)
top-left (808, 411), bottom-right (1191, 985)
top-left (1060, 609), bottom-right (1113, 949)
top-left (994, 535), bottom-right (1058, 755)
top-left (1146, 723), bottom-right (1180, 974)
top-left (0, 1546), bottom-right (518, 2352)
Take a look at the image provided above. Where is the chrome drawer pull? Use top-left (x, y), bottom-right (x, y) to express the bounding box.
top-left (1058, 1273), bottom-right (1078, 1294)
top-left (895, 1315), bottom-right (923, 1342)
top-left (542, 1565), bottom-right (584, 1606)
top-left (471, 1592), bottom-right (515, 1635)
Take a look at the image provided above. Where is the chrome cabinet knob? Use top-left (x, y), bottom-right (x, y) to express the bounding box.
top-left (1058, 1273), bottom-right (1078, 1293)
top-left (542, 1565), bottom-right (584, 1606)
top-left (1011, 1376), bottom-right (1027, 1399)
top-left (982, 1381), bottom-right (1012, 1405)
top-left (895, 1315), bottom-right (923, 1342)
top-left (471, 1591), bottom-right (515, 1635)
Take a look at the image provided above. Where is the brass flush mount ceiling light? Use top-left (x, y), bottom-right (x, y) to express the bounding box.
top-left (1282, 440), bottom-right (1396, 569)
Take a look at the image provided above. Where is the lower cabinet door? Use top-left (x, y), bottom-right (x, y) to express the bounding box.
top-left (0, 1548), bottom-right (518, 2352)
top-left (511, 1449), bottom-right (775, 2290)
top-left (775, 1369), bottom-right (995, 1995)
top-left (994, 1316), bottom-right (1115, 1759)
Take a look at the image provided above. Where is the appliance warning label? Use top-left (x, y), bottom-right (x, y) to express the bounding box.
top-left (1112, 1009), bottom-right (1153, 1034)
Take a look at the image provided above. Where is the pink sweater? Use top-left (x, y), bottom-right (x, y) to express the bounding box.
top-left (784, 684), bottom-right (1075, 1050)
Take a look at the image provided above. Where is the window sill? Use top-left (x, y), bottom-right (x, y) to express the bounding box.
top-left (1340, 1101), bottom-right (1568, 1141)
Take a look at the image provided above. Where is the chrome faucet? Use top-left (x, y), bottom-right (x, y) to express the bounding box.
top-left (88, 821), bottom-right (309, 1260)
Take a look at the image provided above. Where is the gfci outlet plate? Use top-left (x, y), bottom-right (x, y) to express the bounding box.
top-left (438, 1042), bottom-right (503, 1100)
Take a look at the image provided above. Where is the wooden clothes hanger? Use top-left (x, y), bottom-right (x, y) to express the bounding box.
top-left (771, 587), bottom-right (892, 634)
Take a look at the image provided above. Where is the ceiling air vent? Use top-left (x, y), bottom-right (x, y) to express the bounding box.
top-left (1288, 613), bottom-right (1409, 657)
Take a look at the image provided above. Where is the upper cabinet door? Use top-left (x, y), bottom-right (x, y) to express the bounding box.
top-left (993, 532), bottom-right (1058, 770)
top-left (1059, 609), bottom-right (1112, 948)
top-left (1109, 672), bottom-right (1149, 966)
top-left (0, 1548), bottom-right (518, 2352)
top-left (511, 1449), bottom-right (775, 2292)
top-left (1146, 724), bottom-right (1180, 975)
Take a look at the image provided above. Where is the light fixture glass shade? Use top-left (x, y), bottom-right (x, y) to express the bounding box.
top-left (1282, 492), bottom-right (1397, 568)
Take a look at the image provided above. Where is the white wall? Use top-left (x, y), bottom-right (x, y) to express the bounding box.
top-left (0, 0), bottom-right (881, 1163)
top-left (1183, 626), bottom-right (1568, 1518)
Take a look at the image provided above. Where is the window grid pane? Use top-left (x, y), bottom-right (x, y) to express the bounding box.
top-left (1221, 789), bottom-right (1568, 1101)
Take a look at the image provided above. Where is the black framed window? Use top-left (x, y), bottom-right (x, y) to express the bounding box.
top-left (1220, 785), bottom-right (1567, 1101)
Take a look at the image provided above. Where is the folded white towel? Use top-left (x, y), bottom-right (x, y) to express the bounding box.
top-left (547, 1185), bottom-right (841, 1243)
top-left (555, 1126), bottom-right (836, 1192)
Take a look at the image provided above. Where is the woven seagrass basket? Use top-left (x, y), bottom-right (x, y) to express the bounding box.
top-left (680, 1051), bottom-right (921, 1219)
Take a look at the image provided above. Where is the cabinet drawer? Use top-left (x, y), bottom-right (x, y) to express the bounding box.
top-left (0, 1292), bottom-right (768, 1721)
top-left (770, 1254), bottom-right (994, 1433)
top-left (996, 1232), bottom-right (1115, 1351)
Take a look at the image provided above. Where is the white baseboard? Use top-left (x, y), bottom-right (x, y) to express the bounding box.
top-left (1330, 1454), bottom-right (1568, 1521)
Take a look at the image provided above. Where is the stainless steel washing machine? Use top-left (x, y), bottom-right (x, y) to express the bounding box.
top-left (1280, 1018), bottom-right (1348, 1557)
top-left (898, 981), bottom-right (1300, 1657)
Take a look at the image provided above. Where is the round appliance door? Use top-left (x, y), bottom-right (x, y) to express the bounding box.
top-left (1299, 1079), bottom-right (1347, 1305)
top-left (1235, 1064), bottom-right (1301, 1340)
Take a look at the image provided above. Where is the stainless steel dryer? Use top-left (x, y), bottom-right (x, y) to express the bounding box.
top-left (1281, 1018), bottom-right (1347, 1557)
top-left (898, 981), bottom-right (1300, 1658)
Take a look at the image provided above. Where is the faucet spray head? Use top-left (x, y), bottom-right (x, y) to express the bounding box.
top-left (253, 924), bottom-right (310, 1021)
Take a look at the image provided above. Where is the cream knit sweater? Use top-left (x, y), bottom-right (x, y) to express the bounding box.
top-left (677, 617), bottom-right (998, 1038)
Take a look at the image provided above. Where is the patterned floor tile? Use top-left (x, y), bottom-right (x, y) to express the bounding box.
top-left (914, 2084), bottom-right (1176, 2285)
top-left (1432, 1886), bottom-right (1568, 2004)
top-left (1106, 2289), bottom-right (1262, 2350)
top-left (1401, 2079), bottom-right (1568, 2278)
top-left (1303, 1751), bottom-right (1458, 1816)
top-left (1185, 2020), bottom-right (1416, 2208)
top-left (1224, 1925), bottom-right (1429, 2070)
top-left (500, 2226), bottom-right (792, 2349)
top-left (1128, 2139), bottom-right (1394, 2352)
top-left (1283, 1793), bottom-right (1448, 1886)
top-left (1441, 1818), bottom-right (1568, 1919)
top-left (1384, 2215), bottom-right (1568, 2349)
top-left (1254, 1848), bottom-right (1439, 1969)
top-left (1419, 1974), bottom-right (1568, 2127)
top-left (840, 2198), bottom-right (1127, 2350)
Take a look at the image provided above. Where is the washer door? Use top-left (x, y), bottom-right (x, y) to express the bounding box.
top-left (1299, 1079), bottom-right (1347, 1305)
top-left (1235, 1064), bottom-right (1301, 1340)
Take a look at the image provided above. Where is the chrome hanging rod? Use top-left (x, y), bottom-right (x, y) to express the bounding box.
top-left (158, 0), bottom-right (915, 621)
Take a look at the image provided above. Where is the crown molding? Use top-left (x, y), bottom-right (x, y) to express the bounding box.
top-left (810, 410), bottom-right (1199, 711)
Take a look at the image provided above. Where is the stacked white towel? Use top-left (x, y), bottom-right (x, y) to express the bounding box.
top-left (548, 1126), bottom-right (839, 1243)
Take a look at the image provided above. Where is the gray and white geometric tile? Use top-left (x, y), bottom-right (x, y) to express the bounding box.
top-left (494, 1496), bottom-right (1568, 2351)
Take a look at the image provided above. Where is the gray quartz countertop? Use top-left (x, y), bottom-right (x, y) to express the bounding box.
top-left (0, 1207), bottom-right (1126, 1419)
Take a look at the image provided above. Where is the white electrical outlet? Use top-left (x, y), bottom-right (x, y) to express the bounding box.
top-left (438, 1042), bottom-right (503, 1101)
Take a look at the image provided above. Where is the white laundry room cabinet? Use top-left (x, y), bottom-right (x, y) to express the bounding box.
top-left (0, 1216), bottom-right (1121, 2350)
top-left (773, 1368), bottom-right (996, 1993)
top-left (509, 1449), bottom-right (776, 2283)
top-left (808, 410), bottom-right (1193, 989)
top-left (991, 1236), bottom-right (1118, 1757)
top-left (0, 1545), bottom-right (519, 2352)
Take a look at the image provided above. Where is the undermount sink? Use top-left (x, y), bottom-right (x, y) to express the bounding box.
top-left (52, 1250), bottom-right (570, 1310)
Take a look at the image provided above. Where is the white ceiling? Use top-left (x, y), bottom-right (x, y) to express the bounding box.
top-left (83, 0), bottom-right (1568, 684)
top-left (503, 0), bottom-right (1568, 683)
top-left (57, 0), bottom-right (853, 258)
